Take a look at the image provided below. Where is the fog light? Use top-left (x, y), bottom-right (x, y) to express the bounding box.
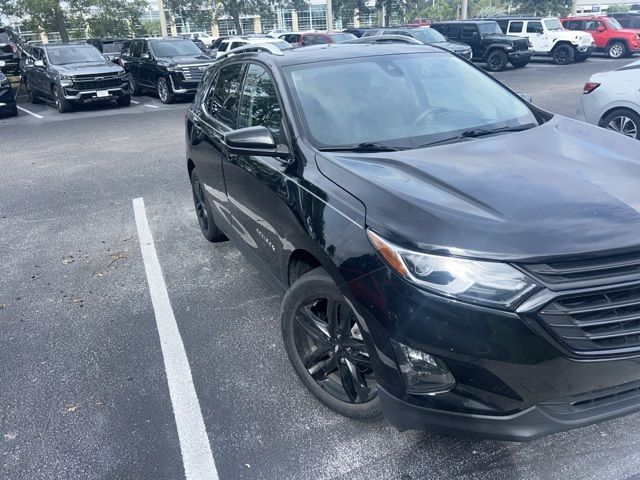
top-left (391, 339), bottom-right (455, 394)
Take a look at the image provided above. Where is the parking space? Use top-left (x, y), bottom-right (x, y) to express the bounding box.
top-left (2, 56), bottom-right (640, 480)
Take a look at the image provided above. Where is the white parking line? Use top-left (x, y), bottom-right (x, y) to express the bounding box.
top-left (144, 104), bottom-right (160, 109)
top-left (17, 106), bottom-right (44, 119)
top-left (132, 197), bottom-right (219, 480)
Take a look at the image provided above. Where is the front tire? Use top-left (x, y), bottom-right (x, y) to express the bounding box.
top-left (552, 44), bottom-right (575, 65)
top-left (600, 108), bottom-right (640, 140)
top-left (117, 94), bottom-right (131, 107)
top-left (190, 170), bottom-right (227, 242)
top-left (485, 50), bottom-right (508, 72)
top-left (128, 73), bottom-right (141, 96)
top-left (53, 85), bottom-right (73, 113)
top-left (281, 268), bottom-right (382, 420)
top-left (607, 41), bottom-right (627, 59)
top-left (157, 77), bottom-right (175, 104)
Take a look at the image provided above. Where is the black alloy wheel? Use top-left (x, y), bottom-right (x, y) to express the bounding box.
top-left (128, 73), bottom-right (141, 96)
top-left (53, 85), bottom-right (73, 113)
top-left (190, 170), bottom-right (227, 242)
top-left (552, 44), bottom-right (574, 65)
top-left (485, 50), bottom-right (508, 72)
top-left (282, 268), bottom-right (381, 419)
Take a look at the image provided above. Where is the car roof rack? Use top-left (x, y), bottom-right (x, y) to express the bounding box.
top-left (217, 43), bottom-right (285, 60)
top-left (343, 34), bottom-right (423, 45)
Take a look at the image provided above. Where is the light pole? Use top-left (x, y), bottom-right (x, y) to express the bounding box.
top-left (157, 0), bottom-right (168, 36)
top-left (326, 0), bottom-right (333, 32)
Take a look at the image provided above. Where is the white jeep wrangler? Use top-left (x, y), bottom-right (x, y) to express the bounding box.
top-left (493, 16), bottom-right (594, 64)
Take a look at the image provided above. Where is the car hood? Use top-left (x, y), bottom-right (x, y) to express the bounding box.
top-left (315, 116), bottom-right (640, 262)
top-left (53, 62), bottom-right (123, 76)
top-left (157, 54), bottom-right (213, 66)
top-left (430, 40), bottom-right (471, 52)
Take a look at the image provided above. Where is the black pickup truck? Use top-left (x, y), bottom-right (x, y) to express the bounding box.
top-left (431, 20), bottom-right (534, 71)
top-left (23, 43), bottom-right (130, 113)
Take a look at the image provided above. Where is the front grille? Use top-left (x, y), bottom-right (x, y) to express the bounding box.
top-left (180, 64), bottom-right (209, 82)
top-left (541, 379), bottom-right (640, 415)
top-left (524, 251), bottom-right (640, 287)
top-left (72, 77), bottom-right (122, 90)
top-left (514, 40), bottom-right (529, 51)
top-left (539, 284), bottom-right (640, 353)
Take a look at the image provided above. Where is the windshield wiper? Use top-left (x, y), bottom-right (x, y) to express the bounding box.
top-left (318, 142), bottom-right (403, 152)
top-left (416, 124), bottom-right (535, 148)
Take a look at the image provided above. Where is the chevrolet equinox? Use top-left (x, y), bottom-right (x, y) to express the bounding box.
top-left (185, 43), bottom-right (640, 440)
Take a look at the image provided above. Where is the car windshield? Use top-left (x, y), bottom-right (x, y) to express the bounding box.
top-left (543, 18), bottom-right (564, 31)
top-left (284, 53), bottom-right (538, 149)
top-left (150, 40), bottom-right (202, 57)
top-left (102, 42), bottom-right (124, 54)
top-left (479, 22), bottom-right (502, 35)
top-left (607, 18), bottom-right (623, 29)
top-left (47, 46), bottom-right (106, 65)
top-left (411, 28), bottom-right (447, 43)
top-left (330, 33), bottom-right (357, 42)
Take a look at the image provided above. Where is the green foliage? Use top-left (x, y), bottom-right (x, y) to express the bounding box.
top-left (606, 4), bottom-right (630, 13)
top-left (514, 0), bottom-right (570, 17)
top-left (333, 0), bottom-right (370, 26)
top-left (83, 0), bottom-right (148, 37)
top-left (469, 0), bottom-right (507, 17)
top-left (135, 19), bottom-right (162, 36)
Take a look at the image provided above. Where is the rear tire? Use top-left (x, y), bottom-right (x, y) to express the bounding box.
top-left (600, 108), bottom-right (640, 140)
top-left (281, 267), bottom-right (382, 420)
top-left (607, 41), bottom-right (627, 59)
top-left (552, 44), bottom-right (574, 65)
top-left (128, 73), bottom-right (141, 96)
top-left (485, 49), bottom-right (508, 71)
top-left (26, 79), bottom-right (41, 104)
top-left (117, 95), bottom-right (131, 107)
top-left (190, 170), bottom-right (227, 242)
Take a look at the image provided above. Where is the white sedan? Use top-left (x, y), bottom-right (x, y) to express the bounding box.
top-left (578, 59), bottom-right (640, 140)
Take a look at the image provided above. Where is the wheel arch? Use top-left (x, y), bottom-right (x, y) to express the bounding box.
top-left (598, 105), bottom-right (640, 127)
top-left (550, 41), bottom-right (573, 52)
top-left (606, 38), bottom-right (630, 49)
top-left (287, 249), bottom-right (323, 286)
top-left (482, 45), bottom-right (507, 61)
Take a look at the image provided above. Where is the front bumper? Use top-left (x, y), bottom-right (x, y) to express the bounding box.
top-left (169, 75), bottom-right (199, 95)
top-left (508, 49), bottom-right (535, 60)
top-left (576, 44), bottom-right (594, 54)
top-left (0, 85), bottom-right (15, 112)
top-left (345, 263), bottom-right (640, 441)
top-left (62, 83), bottom-right (129, 103)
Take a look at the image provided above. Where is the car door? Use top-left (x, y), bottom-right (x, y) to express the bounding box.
top-left (192, 62), bottom-right (245, 238)
top-left (127, 40), bottom-right (143, 84)
top-left (139, 40), bottom-right (157, 88)
top-left (34, 47), bottom-right (52, 98)
top-left (222, 62), bottom-right (290, 276)
top-left (461, 25), bottom-right (481, 56)
top-left (525, 21), bottom-right (548, 51)
top-left (583, 19), bottom-right (605, 48)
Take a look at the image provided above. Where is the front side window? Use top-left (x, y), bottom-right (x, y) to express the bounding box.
top-left (150, 40), bottom-right (202, 57)
top-left (527, 21), bottom-right (543, 33)
top-left (285, 53), bottom-right (537, 149)
top-left (478, 22), bottom-right (502, 35)
top-left (47, 46), bottom-right (105, 65)
top-left (238, 64), bottom-right (282, 139)
top-left (130, 40), bottom-right (142, 57)
top-left (584, 20), bottom-right (599, 30)
top-left (462, 26), bottom-right (478, 39)
top-left (207, 63), bottom-right (244, 126)
top-left (508, 21), bottom-right (523, 33)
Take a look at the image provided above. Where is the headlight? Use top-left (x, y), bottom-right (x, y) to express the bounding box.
top-left (166, 65), bottom-right (181, 72)
top-left (367, 230), bottom-right (539, 309)
top-left (117, 70), bottom-right (127, 77)
top-left (59, 75), bottom-right (73, 87)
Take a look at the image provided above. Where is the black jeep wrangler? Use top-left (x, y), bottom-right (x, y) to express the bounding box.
top-left (22, 43), bottom-right (130, 113)
top-left (431, 20), bottom-right (534, 71)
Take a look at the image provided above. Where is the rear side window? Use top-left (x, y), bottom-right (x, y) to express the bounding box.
top-left (508, 21), bottom-right (523, 33)
top-left (238, 63), bottom-right (282, 139)
top-left (207, 63), bottom-right (244, 126)
top-left (447, 25), bottom-right (462, 38)
top-left (563, 20), bottom-right (583, 30)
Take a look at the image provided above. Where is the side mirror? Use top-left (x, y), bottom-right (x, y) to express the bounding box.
top-left (223, 126), bottom-right (289, 159)
top-left (34, 60), bottom-right (45, 68)
top-left (141, 52), bottom-right (150, 59)
top-left (597, 26), bottom-right (605, 32)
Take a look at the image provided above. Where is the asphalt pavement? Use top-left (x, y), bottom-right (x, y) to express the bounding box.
top-left (1, 55), bottom-right (640, 480)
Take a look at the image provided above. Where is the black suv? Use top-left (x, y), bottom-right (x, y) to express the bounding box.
top-left (0, 26), bottom-right (21, 74)
top-left (86, 37), bottom-right (129, 63)
top-left (186, 42), bottom-right (640, 440)
top-left (609, 12), bottom-right (640, 29)
top-left (431, 20), bottom-right (533, 71)
top-left (361, 27), bottom-right (473, 59)
top-left (120, 37), bottom-right (214, 104)
top-left (0, 60), bottom-right (17, 117)
top-left (23, 43), bottom-right (130, 113)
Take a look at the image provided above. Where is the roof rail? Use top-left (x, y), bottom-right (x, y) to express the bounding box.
top-left (217, 43), bottom-right (284, 60)
top-left (343, 34), bottom-right (422, 45)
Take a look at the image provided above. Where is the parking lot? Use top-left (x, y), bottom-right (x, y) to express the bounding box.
top-left (2, 54), bottom-right (640, 480)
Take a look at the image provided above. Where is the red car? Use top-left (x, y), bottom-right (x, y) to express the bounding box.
top-left (562, 15), bottom-right (640, 58)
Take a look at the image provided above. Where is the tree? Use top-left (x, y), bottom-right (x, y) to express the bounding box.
top-left (514, 0), bottom-right (570, 16)
top-left (1, 0), bottom-right (70, 41)
top-left (82, 0), bottom-right (148, 38)
top-left (606, 4), bottom-right (630, 13)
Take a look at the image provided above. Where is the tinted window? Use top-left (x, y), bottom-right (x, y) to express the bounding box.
top-left (563, 20), bottom-right (583, 30)
top-left (527, 21), bottom-right (543, 33)
top-left (508, 21), bottom-right (523, 33)
top-left (102, 41), bottom-right (124, 53)
top-left (208, 63), bottom-right (243, 126)
top-left (130, 40), bottom-right (142, 57)
top-left (447, 25), bottom-right (462, 37)
top-left (150, 40), bottom-right (201, 57)
top-left (462, 26), bottom-right (478, 39)
top-left (229, 41), bottom-right (246, 50)
top-left (238, 64), bottom-right (282, 139)
top-left (285, 53), bottom-right (536, 148)
top-left (584, 20), bottom-right (599, 30)
top-left (478, 22), bottom-right (502, 34)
